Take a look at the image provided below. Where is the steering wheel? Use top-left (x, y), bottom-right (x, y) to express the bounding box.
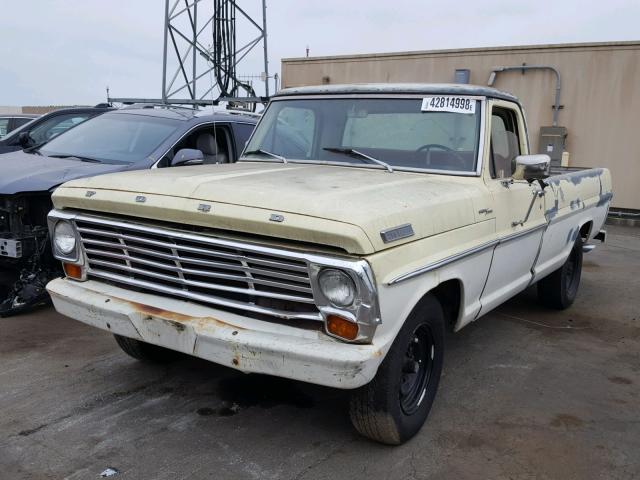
top-left (416, 143), bottom-right (467, 170)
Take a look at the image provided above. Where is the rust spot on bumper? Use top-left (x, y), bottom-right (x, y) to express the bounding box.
top-left (115, 298), bottom-right (245, 331)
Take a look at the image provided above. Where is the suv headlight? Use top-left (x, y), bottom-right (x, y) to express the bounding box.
top-left (318, 268), bottom-right (356, 307)
top-left (53, 221), bottom-right (77, 255)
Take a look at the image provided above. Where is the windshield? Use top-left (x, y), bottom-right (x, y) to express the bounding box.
top-left (39, 113), bottom-right (179, 164)
top-left (244, 97), bottom-right (482, 173)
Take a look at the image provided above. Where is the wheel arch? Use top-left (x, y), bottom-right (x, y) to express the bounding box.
top-left (392, 278), bottom-right (463, 335)
top-left (579, 220), bottom-right (593, 240)
top-left (429, 279), bottom-right (463, 332)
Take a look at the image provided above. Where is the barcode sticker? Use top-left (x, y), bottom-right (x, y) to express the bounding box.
top-left (421, 96), bottom-right (476, 114)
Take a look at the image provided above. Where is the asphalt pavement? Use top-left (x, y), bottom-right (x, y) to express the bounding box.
top-left (1, 225), bottom-right (638, 480)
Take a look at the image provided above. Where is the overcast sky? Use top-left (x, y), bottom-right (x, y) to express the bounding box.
top-left (1, 0), bottom-right (638, 105)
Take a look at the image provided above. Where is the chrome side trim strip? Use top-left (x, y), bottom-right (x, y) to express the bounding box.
top-left (388, 223), bottom-right (547, 285)
top-left (499, 223), bottom-right (547, 244)
top-left (388, 239), bottom-right (499, 285)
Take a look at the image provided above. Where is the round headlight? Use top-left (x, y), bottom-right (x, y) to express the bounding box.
top-left (54, 221), bottom-right (76, 255)
top-left (318, 269), bottom-right (356, 307)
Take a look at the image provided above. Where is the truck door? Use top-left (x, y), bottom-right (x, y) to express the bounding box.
top-left (479, 101), bottom-right (547, 315)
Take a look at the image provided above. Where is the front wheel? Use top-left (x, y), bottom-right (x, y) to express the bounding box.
top-left (349, 294), bottom-right (445, 445)
top-left (537, 235), bottom-right (583, 309)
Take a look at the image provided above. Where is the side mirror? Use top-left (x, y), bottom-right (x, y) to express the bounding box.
top-left (171, 148), bottom-right (204, 167)
top-left (18, 131), bottom-right (31, 147)
top-left (513, 154), bottom-right (550, 182)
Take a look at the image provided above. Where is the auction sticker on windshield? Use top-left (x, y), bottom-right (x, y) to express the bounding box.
top-left (421, 96), bottom-right (476, 114)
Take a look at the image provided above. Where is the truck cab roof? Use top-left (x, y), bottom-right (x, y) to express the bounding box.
top-left (274, 83), bottom-right (520, 104)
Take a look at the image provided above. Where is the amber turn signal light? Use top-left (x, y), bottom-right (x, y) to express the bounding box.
top-left (326, 314), bottom-right (359, 341)
top-left (63, 263), bottom-right (83, 280)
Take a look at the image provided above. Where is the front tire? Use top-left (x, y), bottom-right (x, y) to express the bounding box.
top-left (349, 294), bottom-right (445, 445)
top-left (114, 335), bottom-right (178, 363)
top-left (537, 235), bottom-right (583, 309)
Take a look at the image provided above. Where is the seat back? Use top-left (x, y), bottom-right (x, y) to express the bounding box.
top-left (196, 133), bottom-right (228, 164)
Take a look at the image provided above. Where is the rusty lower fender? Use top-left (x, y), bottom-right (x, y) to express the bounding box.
top-left (46, 278), bottom-right (383, 389)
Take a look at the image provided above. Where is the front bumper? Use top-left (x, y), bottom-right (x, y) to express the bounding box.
top-left (46, 278), bottom-right (383, 389)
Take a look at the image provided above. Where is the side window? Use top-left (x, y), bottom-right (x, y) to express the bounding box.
top-left (490, 107), bottom-right (521, 179)
top-left (160, 124), bottom-right (232, 167)
top-left (28, 114), bottom-right (91, 145)
top-left (0, 119), bottom-right (9, 137)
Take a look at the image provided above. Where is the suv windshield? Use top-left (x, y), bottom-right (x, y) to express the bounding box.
top-left (244, 97), bottom-right (482, 173)
top-left (39, 113), bottom-right (179, 164)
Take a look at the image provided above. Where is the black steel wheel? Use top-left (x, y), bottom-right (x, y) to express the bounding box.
top-left (538, 235), bottom-right (583, 310)
top-left (349, 294), bottom-right (445, 445)
top-left (399, 324), bottom-right (435, 416)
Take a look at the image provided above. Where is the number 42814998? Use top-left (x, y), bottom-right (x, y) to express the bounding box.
top-left (421, 96), bottom-right (476, 114)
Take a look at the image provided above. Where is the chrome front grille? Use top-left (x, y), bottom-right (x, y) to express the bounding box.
top-left (74, 216), bottom-right (321, 321)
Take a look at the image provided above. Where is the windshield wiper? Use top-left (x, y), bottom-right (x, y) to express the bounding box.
top-left (322, 147), bottom-right (393, 173)
top-left (47, 154), bottom-right (101, 163)
top-left (243, 148), bottom-right (287, 164)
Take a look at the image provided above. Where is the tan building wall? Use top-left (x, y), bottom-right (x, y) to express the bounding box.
top-left (282, 42), bottom-right (640, 210)
top-left (0, 106), bottom-right (86, 115)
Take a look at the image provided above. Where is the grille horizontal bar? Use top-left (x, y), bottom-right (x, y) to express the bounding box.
top-left (74, 216), bottom-right (322, 322)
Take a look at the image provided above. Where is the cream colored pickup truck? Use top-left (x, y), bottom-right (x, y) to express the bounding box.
top-left (46, 84), bottom-right (612, 445)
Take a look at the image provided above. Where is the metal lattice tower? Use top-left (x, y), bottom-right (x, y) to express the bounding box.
top-left (112, 0), bottom-right (270, 108)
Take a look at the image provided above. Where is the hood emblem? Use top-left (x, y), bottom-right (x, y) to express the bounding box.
top-left (197, 204), bottom-right (212, 213)
top-left (269, 214), bottom-right (285, 223)
top-left (380, 223), bottom-right (414, 244)
top-left (135, 196), bottom-right (147, 203)
top-left (85, 190), bottom-right (96, 198)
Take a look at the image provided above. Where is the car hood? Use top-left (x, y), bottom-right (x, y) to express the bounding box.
top-left (53, 162), bottom-right (491, 254)
top-left (0, 150), bottom-right (126, 195)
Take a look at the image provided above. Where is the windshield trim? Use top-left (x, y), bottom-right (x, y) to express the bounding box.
top-left (242, 96), bottom-right (487, 176)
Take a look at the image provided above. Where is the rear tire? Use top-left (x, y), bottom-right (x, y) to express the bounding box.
top-left (349, 294), bottom-right (445, 445)
top-left (537, 235), bottom-right (583, 310)
top-left (114, 335), bottom-right (178, 363)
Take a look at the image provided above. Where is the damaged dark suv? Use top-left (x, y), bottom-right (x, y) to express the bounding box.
top-left (0, 105), bottom-right (258, 316)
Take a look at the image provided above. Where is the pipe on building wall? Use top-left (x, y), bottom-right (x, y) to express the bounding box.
top-left (487, 65), bottom-right (562, 126)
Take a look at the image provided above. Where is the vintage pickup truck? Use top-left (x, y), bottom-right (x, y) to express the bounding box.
top-left (45, 84), bottom-right (612, 445)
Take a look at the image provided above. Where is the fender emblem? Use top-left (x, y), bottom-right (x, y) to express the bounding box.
top-left (135, 196), bottom-right (146, 203)
top-left (380, 223), bottom-right (414, 244)
top-left (85, 190), bottom-right (96, 198)
top-left (197, 204), bottom-right (211, 213)
top-left (269, 214), bottom-right (285, 223)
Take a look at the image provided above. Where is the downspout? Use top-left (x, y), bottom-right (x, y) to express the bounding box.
top-left (487, 65), bottom-right (561, 126)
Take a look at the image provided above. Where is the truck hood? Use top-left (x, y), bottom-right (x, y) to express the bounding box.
top-left (0, 149), bottom-right (125, 195)
top-left (54, 162), bottom-right (489, 254)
